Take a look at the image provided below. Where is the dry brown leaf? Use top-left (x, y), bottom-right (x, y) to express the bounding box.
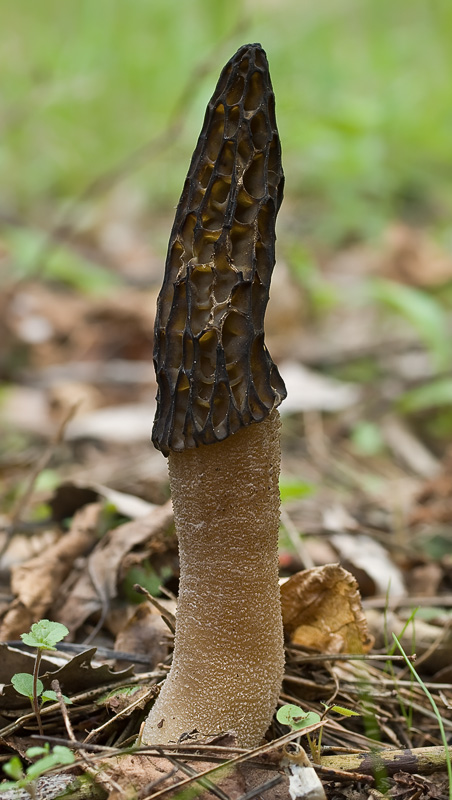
top-left (410, 452), bottom-right (452, 525)
top-left (106, 752), bottom-right (249, 800)
top-left (54, 500), bottom-right (174, 635)
top-left (114, 603), bottom-right (169, 671)
top-left (106, 742), bottom-right (288, 800)
top-left (0, 644), bottom-right (57, 686)
top-left (0, 648), bottom-right (134, 711)
top-left (280, 564), bottom-right (373, 654)
top-left (382, 223), bottom-right (452, 287)
top-left (0, 600), bottom-right (34, 642)
top-left (103, 685), bottom-right (152, 715)
top-left (6, 282), bottom-right (156, 370)
top-left (11, 503), bottom-right (101, 614)
top-left (0, 503), bottom-right (101, 640)
top-left (0, 528), bottom-right (59, 571)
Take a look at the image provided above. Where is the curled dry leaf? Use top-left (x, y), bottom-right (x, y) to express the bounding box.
top-left (54, 500), bottom-right (174, 636)
top-left (0, 503), bottom-right (102, 641)
top-left (280, 564), bottom-right (373, 654)
top-left (0, 602), bottom-right (35, 645)
top-left (11, 503), bottom-right (101, 611)
top-left (102, 685), bottom-right (155, 715)
top-left (114, 603), bottom-right (169, 671)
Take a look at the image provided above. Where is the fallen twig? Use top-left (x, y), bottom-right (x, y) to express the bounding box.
top-left (320, 745), bottom-right (452, 777)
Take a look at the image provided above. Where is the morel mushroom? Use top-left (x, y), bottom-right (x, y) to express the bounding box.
top-left (143, 43), bottom-right (286, 748)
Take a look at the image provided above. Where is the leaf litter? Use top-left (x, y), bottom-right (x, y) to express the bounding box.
top-left (2, 112), bottom-right (452, 800)
top-left (1, 272), bottom-right (452, 800)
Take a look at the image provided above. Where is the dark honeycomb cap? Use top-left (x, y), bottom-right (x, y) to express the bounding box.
top-left (152, 43), bottom-right (287, 455)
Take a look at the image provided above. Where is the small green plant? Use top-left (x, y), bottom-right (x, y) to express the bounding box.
top-left (276, 703), bottom-right (359, 763)
top-left (11, 673), bottom-right (71, 706)
top-left (288, 244), bottom-right (338, 318)
top-left (279, 477), bottom-right (316, 504)
top-left (393, 634), bottom-right (452, 800)
top-left (383, 604), bottom-right (418, 730)
top-left (12, 620), bottom-right (70, 735)
top-left (350, 420), bottom-right (385, 457)
top-left (372, 278), bottom-right (451, 371)
top-left (277, 703), bottom-right (321, 731)
top-left (1, 743), bottom-right (75, 797)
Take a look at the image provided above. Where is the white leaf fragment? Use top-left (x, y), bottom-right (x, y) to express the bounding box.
top-left (279, 361), bottom-right (361, 414)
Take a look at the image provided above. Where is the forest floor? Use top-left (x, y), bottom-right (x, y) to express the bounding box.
top-left (2, 213), bottom-right (452, 799)
top-left (2, 3), bottom-right (452, 797)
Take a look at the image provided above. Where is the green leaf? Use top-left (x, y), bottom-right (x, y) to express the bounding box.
top-left (52, 746), bottom-right (75, 765)
top-left (34, 469), bottom-right (61, 492)
top-left (3, 756), bottom-right (24, 781)
top-left (276, 704), bottom-right (321, 731)
top-left (41, 689), bottom-right (72, 705)
top-left (398, 378), bottom-right (452, 413)
top-left (330, 705), bottom-right (360, 717)
top-left (26, 756), bottom-right (58, 780)
top-left (372, 279), bottom-right (451, 371)
top-left (26, 748), bottom-right (75, 779)
top-left (11, 673), bottom-right (43, 699)
top-left (279, 478), bottom-right (316, 503)
top-left (5, 227), bottom-right (121, 294)
top-left (21, 619), bottom-right (69, 650)
top-left (350, 421), bottom-right (384, 456)
top-left (26, 745), bottom-right (49, 758)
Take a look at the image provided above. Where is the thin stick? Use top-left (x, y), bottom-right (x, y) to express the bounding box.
top-left (280, 508), bottom-right (314, 570)
top-left (1, 403), bottom-right (79, 557)
top-left (158, 750), bottom-right (231, 800)
top-left (285, 650), bottom-right (416, 663)
top-left (83, 686), bottom-right (159, 744)
top-left (236, 775), bottom-right (283, 800)
top-left (51, 679), bottom-right (124, 796)
top-left (32, 650), bottom-right (44, 737)
top-left (138, 723), bottom-right (327, 800)
top-left (320, 744), bottom-right (452, 779)
top-left (393, 633), bottom-right (452, 799)
top-left (51, 680), bottom-right (76, 742)
top-left (133, 583), bottom-right (176, 634)
top-left (0, 671), bottom-right (165, 738)
top-left (363, 595), bottom-right (452, 609)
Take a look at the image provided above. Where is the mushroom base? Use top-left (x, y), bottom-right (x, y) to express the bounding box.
top-left (141, 409), bottom-right (284, 748)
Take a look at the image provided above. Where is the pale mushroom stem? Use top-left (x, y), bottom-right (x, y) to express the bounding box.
top-left (142, 409), bottom-right (284, 748)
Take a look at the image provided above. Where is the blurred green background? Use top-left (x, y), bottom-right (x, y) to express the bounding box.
top-left (2, 0), bottom-right (452, 262)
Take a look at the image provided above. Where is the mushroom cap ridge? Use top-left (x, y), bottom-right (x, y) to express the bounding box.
top-left (152, 43), bottom-right (286, 456)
